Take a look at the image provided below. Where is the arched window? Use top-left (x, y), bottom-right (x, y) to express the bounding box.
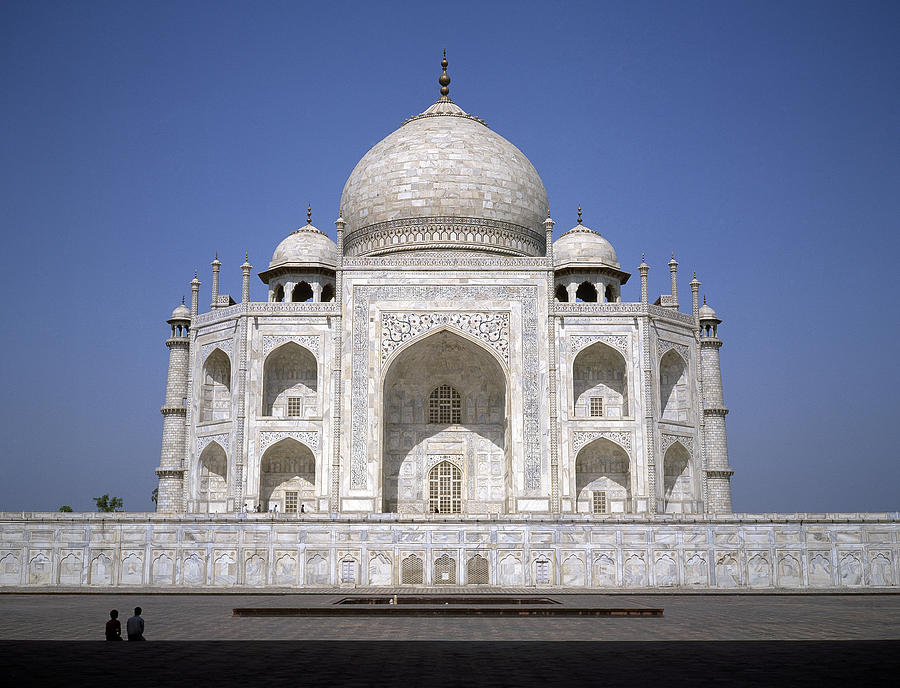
top-left (575, 281), bottom-right (598, 302)
top-left (555, 284), bottom-right (569, 302)
top-left (428, 384), bottom-right (461, 424)
top-left (200, 349), bottom-right (231, 422)
top-left (663, 442), bottom-right (693, 513)
top-left (273, 284), bottom-right (285, 302)
top-left (429, 461), bottom-right (462, 514)
top-left (292, 281), bottom-right (313, 302)
top-left (321, 283), bottom-right (335, 303)
top-left (660, 350), bottom-right (690, 422)
top-left (575, 438), bottom-right (631, 514)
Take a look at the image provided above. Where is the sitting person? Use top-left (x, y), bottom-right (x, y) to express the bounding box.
top-left (105, 609), bottom-right (122, 641)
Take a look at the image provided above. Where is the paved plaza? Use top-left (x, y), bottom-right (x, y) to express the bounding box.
top-left (3, 592), bottom-right (898, 685)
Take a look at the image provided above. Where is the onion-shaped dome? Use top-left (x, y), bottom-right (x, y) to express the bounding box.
top-left (169, 302), bottom-right (191, 321)
top-left (268, 223), bottom-right (338, 270)
top-left (553, 223), bottom-right (620, 269)
top-left (338, 56), bottom-right (548, 257)
top-left (699, 301), bottom-right (720, 322)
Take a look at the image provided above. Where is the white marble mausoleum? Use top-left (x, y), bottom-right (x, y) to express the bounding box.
top-left (2, 57), bottom-right (897, 590)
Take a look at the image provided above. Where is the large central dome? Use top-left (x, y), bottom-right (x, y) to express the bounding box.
top-left (339, 59), bottom-right (549, 257)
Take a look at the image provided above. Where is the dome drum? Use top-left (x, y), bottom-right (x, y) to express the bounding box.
top-left (342, 215), bottom-right (546, 257)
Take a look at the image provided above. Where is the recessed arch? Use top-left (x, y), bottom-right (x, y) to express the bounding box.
top-left (197, 441), bottom-right (227, 513)
top-left (573, 342), bottom-right (629, 418)
top-left (660, 350), bottom-right (690, 422)
top-left (321, 283), bottom-right (335, 303)
top-left (381, 329), bottom-right (508, 514)
top-left (273, 284), bottom-right (285, 302)
top-left (663, 441), bottom-right (694, 513)
top-left (200, 348), bottom-right (231, 422)
top-left (574, 437), bottom-right (631, 514)
top-left (554, 283), bottom-right (569, 302)
top-left (262, 342), bottom-right (317, 417)
top-left (258, 437), bottom-right (315, 512)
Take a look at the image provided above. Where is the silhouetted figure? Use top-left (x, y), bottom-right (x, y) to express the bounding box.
top-left (300, 504), bottom-right (305, 513)
top-left (256, 504), bottom-right (262, 513)
top-left (105, 609), bottom-right (122, 641)
top-left (126, 606), bottom-right (145, 641)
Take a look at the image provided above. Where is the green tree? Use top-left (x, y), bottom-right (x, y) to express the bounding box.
top-left (93, 494), bottom-right (124, 513)
top-left (58, 505), bottom-right (73, 512)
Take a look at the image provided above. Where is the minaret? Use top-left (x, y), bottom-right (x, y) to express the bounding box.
top-left (155, 297), bottom-right (191, 513)
top-left (210, 253), bottom-right (221, 310)
top-left (638, 254), bottom-right (649, 304)
top-left (668, 253), bottom-right (679, 308)
top-left (689, 272), bottom-right (701, 322)
top-left (699, 297), bottom-right (734, 512)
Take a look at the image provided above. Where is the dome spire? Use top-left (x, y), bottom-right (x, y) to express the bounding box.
top-left (577, 206), bottom-right (583, 224)
top-left (307, 204), bottom-right (312, 225)
top-left (439, 49), bottom-right (451, 101)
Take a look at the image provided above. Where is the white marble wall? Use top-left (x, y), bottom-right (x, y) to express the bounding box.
top-left (2, 514), bottom-right (896, 589)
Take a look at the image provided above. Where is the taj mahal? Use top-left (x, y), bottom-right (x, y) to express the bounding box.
top-left (2, 57), bottom-right (897, 590)
top-left (157, 54), bottom-right (732, 520)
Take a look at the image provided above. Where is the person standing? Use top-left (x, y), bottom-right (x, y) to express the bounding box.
top-left (105, 609), bottom-right (122, 641)
top-left (126, 606), bottom-right (145, 641)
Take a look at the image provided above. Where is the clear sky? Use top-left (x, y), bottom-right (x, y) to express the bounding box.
top-left (1, 0), bottom-right (898, 513)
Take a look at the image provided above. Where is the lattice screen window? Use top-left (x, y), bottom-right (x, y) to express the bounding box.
top-left (467, 555), bottom-right (489, 585)
top-left (429, 461), bottom-right (462, 514)
top-left (429, 384), bottom-right (461, 424)
top-left (535, 560), bottom-right (550, 584)
top-left (593, 491), bottom-right (608, 514)
top-left (401, 555), bottom-right (423, 584)
top-left (340, 559), bottom-right (356, 583)
top-left (589, 397), bottom-right (604, 417)
top-left (284, 491), bottom-right (298, 513)
top-left (287, 397), bottom-right (303, 416)
top-left (434, 554), bottom-right (457, 584)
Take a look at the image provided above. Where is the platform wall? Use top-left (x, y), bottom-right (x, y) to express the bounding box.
top-left (1, 513), bottom-right (898, 590)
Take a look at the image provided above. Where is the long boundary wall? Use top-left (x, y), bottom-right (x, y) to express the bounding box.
top-left (1, 513), bottom-right (898, 590)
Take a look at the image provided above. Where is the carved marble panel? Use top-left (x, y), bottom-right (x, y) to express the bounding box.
top-left (571, 431), bottom-right (633, 457)
top-left (262, 335), bottom-right (320, 358)
top-left (381, 312), bottom-right (510, 364)
top-left (258, 431), bottom-right (320, 452)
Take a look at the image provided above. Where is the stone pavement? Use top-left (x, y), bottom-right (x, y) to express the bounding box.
top-left (1, 591), bottom-right (898, 641)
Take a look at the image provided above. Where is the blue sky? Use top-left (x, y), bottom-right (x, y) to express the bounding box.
top-left (1, 0), bottom-right (898, 512)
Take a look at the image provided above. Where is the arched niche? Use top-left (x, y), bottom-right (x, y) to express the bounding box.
top-left (554, 284), bottom-right (569, 302)
top-left (272, 284), bottom-right (285, 302)
top-left (259, 438), bottom-right (315, 512)
top-left (200, 349), bottom-right (231, 422)
top-left (573, 342), bottom-right (629, 418)
top-left (321, 283), bottom-right (335, 303)
top-left (262, 342), bottom-right (317, 417)
top-left (197, 442), bottom-right (227, 513)
top-left (574, 437), bottom-right (631, 513)
top-left (660, 350), bottom-right (690, 422)
top-left (381, 329), bottom-right (508, 514)
top-left (663, 442), bottom-right (694, 513)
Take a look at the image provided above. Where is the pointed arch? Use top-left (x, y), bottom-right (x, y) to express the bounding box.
top-left (259, 437), bottom-right (315, 512)
top-left (200, 348), bottom-right (231, 422)
top-left (262, 342), bottom-right (317, 417)
top-left (197, 441), bottom-right (228, 513)
top-left (574, 437), bottom-right (631, 514)
top-left (273, 284), bottom-right (285, 302)
top-left (381, 329), bottom-right (508, 514)
top-left (660, 349), bottom-right (690, 422)
top-left (555, 283), bottom-right (569, 302)
top-left (575, 281), bottom-right (597, 302)
top-left (573, 341), bottom-right (629, 418)
top-left (663, 440), bottom-right (694, 513)
top-left (291, 281), bottom-right (313, 302)
top-left (321, 283), bottom-right (335, 303)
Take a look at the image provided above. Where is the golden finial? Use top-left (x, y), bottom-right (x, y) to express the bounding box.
top-left (577, 206), bottom-right (582, 224)
top-left (194, 270), bottom-right (197, 278)
top-left (181, 295), bottom-right (185, 305)
top-left (439, 49), bottom-right (451, 98)
top-left (307, 204), bottom-right (312, 225)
